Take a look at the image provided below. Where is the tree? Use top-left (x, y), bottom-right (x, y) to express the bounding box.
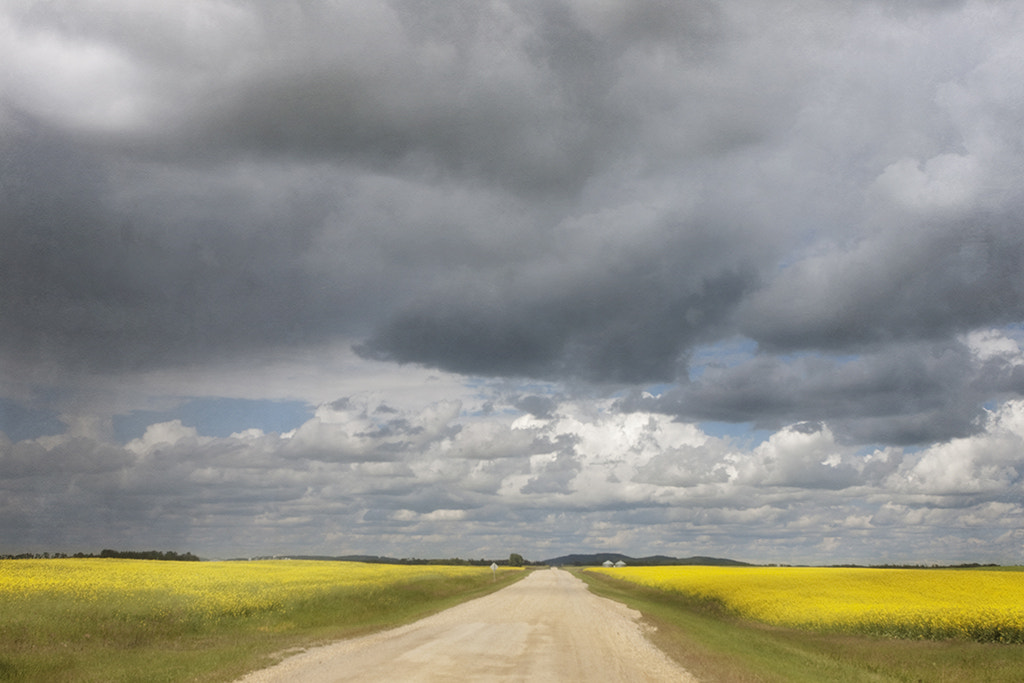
top-left (508, 553), bottom-right (524, 567)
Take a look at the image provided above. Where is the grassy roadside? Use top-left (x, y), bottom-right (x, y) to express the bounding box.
top-left (0, 564), bottom-right (529, 683)
top-left (575, 569), bottom-right (1024, 682)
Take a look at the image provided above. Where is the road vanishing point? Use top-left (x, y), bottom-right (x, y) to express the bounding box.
top-left (236, 567), bottom-right (696, 682)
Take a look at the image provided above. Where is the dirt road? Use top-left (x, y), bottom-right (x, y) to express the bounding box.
top-left (235, 567), bottom-right (696, 682)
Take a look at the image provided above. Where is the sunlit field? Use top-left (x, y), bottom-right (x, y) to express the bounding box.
top-left (0, 558), bottom-right (523, 682)
top-left (589, 565), bottom-right (1024, 643)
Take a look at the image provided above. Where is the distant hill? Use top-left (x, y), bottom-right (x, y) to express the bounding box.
top-left (542, 553), bottom-right (751, 567)
top-left (224, 553), bottom-right (751, 567)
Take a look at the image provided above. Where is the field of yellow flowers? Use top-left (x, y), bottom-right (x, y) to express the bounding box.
top-left (589, 565), bottom-right (1024, 643)
top-left (0, 558), bottom-right (521, 682)
top-left (0, 558), bottom-right (499, 623)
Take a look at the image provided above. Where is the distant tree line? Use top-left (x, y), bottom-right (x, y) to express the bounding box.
top-left (98, 549), bottom-right (200, 561)
top-left (1, 550), bottom-right (200, 561)
top-left (244, 553), bottom-right (541, 566)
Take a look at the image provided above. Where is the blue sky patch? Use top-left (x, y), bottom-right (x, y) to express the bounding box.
top-left (698, 421), bottom-right (772, 447)
top-left (113, 398), bottom-right (313, 442)
top-left (0, 398), bottom-right (65, 442)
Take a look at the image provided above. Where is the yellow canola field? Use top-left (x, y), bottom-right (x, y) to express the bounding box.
top-left (0, 558), bottom-right (510, 624)
top-left (589, 565), bottom-right (1024, 643)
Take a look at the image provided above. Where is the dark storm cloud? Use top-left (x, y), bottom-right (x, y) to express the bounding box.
top-left (738, 214), bottom-right (1024, 353)
top-left (4, 0), bottom-right (1024, 563)
top-left (620, 340), bottom-right (1001, 445)
top-left (165, 0), bottom-right (730, 195)
top-left (356, 229), bottom-right (758, 382)
top-left (0, 126), bottom-right (348, 373)
top-left (1, 0), bottom-right (785, 386)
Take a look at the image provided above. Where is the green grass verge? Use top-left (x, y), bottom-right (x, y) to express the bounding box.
top-left (0, 568), bottom-right (529, 683)
top-left (576, 569), bottom-right (1024, 683)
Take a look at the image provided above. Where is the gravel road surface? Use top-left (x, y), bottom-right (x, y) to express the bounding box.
top-left (235, 567), bottom-right (696, 682)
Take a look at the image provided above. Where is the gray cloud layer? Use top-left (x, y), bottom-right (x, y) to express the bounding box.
top-left (2, 0), bottom-right (1024, 561)
top-left (5, 394), bottom-right (1024, 563)
top-left (5, 3), bottom-right (1022, 379)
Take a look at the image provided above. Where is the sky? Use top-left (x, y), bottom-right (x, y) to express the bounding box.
top-left (2, 0), bottom-right (1024, 565)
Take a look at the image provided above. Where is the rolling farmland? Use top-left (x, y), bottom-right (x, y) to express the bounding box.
top-left (589, 565), bottom-right (1024, 642)
top-left (0, 558), bottom-right (522, 681)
